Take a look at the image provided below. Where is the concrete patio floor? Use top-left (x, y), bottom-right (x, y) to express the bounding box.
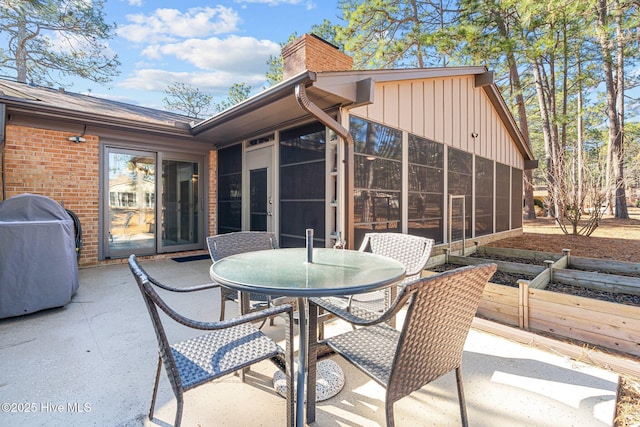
top-left (0, 257), bottom-right (621, 426)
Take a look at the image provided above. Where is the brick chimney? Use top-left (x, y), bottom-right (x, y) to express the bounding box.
top-left (281, 34), bottom-right (353, 79)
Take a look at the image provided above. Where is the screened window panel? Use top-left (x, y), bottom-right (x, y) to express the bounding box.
top-left (448, 148), bottom-right (473, 239)
top-left (354, 190), bottom-right (401, 225)
top-left (351, 116), bottom-right (403, 247)
top-left (408, 165), bottom-right (444, 193)
top-left (475, 217), bottom-right (493, 236)
top-left (496, 162), bottom-right (510, 232)
top-left (407, 218), bottom-right (443, 242)
top-left (511, 168), bottom-right (523, 229)
top-left (354, 156), bottom-right (402, 190)
top-left (279, 200), bottom-right (326, 239)
top-left (281, 162), bottom-right (325, 199)
top-left (408, 194), bottom-right (443, 220)
top-left (217, 144), bottom-right (242, 234)
top-left (280, 122), bottom-right (326, 165)
top-left (280, 122), bottom-right (325, 247)
top-left (351, 116), bottom-right (402, 160)
top-left (218, 144), bottom-right (242, 175)
top-left (408, 135), bottom-right (444, 166)
top-left (217, 174), bottom-right (241, 200)
top-left (475, 156), bottom-right (494, 236)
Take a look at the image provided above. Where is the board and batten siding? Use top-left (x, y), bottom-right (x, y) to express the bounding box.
top-left (350, 76), bottom-right (524, 169)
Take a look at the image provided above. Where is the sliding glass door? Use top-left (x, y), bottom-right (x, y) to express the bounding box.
top-left (104, 147), bottom-right (203, 259)
top-left (161, 158), bottom-right (201, 250)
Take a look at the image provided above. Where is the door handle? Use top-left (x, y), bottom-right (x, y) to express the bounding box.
top-left (267, 196), bottom-right (273, 216)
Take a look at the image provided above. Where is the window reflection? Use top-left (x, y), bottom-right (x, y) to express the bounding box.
top-left (351, 116), bottom-right (402, 245)
top-left (108, 152), bottom-right (155, 252)
top-left (408, 134), bottom-right (444, 243)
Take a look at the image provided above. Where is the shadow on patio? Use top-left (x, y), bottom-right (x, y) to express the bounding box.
top-left (0, 258), bottom-right (619, 426)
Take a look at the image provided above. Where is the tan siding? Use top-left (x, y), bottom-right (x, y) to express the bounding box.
top-left (424, 81), bottom-right (435, 140)
top-left (434, 79), bottom-right (444, 143)
top-left (383, 84), bottom-right (399, 127)
top-left (411, 82), bottom-right (424, 136)
top-left (368, 85), bottom-right (385, 123)
top-left (399, 82), bottom-right (412, 131)
top-left (451, 79), bottom-right (460, 150)
top-left (354, 77), bottom-right (525, 169)
top-left (459, 78), bottom-right (469, 152)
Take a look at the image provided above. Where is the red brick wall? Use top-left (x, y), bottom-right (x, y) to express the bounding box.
top-left (208, 149), bottom-right (217, 237)
top-left (3, 124), bottom-right (100, 266)
top-left (282, 34), bottom-right (353, 79)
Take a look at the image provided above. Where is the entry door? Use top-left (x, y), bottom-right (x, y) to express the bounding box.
top-left (246, 146), bottom-right (273, 232)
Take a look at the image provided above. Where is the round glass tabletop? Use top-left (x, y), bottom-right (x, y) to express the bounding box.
top-left (210, 248), bottom-right (406, 297)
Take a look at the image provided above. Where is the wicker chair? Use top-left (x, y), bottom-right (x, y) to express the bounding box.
top-left (346, 233), bottom-right (435, 327)
top-left (307, 263), bottom-right (497, 427)
top-left (206, 232), bottom-right (279, 320)
top-left (128, 255), bottom-right (294, 427)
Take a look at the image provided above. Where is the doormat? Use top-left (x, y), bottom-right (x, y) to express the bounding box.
top-left (172, 254), bottom-right (210, 263)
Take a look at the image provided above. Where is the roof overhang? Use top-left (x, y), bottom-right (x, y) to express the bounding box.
top-left (192, 67), bottom-right (535, 165)
top-left (191, 71), bottom-right (366, 146)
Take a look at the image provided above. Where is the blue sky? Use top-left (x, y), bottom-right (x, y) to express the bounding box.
top-left (79, 0), bottom-right (342, 111)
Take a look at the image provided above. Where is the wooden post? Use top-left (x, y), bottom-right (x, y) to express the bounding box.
top-left (544, 260), bottom-right (554, 283)
top-left (563, 248), bottom-right (571, 267)
top-left (517, 280), bottom-right (530, 330)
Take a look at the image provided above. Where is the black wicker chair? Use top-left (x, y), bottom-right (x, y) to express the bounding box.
top-left (206, 231), bottom-right (279, 320)
top-left (128, 255), bottom-right (294, 427)
top-left (308, 263), bottom-right (497, 427)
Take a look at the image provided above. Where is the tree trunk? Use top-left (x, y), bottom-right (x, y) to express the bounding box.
top-left (16, 15), bottom-right (28, 83)
top-left (532, 60), bottom-right (556, 218)
top-left (597, 0), bottom-right (629, 218)
top-left (614, 2), bottom-right (628, 218)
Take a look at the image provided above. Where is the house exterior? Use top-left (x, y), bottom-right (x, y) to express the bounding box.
top-left (0, 34), bottom-right (535, 267)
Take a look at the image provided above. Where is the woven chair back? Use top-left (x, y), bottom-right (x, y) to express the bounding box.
top-left (386, 263), bottom-right (496, 405)
top-left (360, 233), bottom-right (434, 280)
top-left (207, 231), bottom-right (278, 262)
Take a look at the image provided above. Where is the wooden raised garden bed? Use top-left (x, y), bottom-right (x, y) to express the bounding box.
top-left (429, 246), bottom-right (640, 358)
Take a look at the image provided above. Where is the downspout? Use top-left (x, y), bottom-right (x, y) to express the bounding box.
top-left (295, 84), bottom-right (354, 249)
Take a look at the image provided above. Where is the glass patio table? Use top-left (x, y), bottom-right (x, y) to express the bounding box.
top-left (209, 247), bottom-right (406, 426)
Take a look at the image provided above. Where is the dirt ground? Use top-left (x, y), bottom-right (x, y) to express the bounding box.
top-left (486, 207), bottom-right (640, 426)
top-left (486, 207), bottom-right (640, 263)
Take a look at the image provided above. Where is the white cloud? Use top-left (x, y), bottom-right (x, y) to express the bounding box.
top-left (118, 6), bottom-right (241, 44)
top-left (152, 36), bottom-right (280, 72)
top-left (127, 0), bottom-right (143, 6)
top-left (117, 68), bottom-right (268, 96)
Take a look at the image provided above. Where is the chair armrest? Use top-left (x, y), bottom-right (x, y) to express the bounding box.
top-left (149, 276), bottom-right (220, 293)
top-left (149, 282), bottom-right (293, 330)
top-left (309, 297), bottom-right (386, 327)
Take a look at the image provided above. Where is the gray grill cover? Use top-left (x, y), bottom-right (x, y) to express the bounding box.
top-left (0, 194), bottom-right (79, 318)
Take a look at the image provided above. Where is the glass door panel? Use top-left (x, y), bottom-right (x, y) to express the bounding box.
top-left (162, 159), bottom-right (200, 248)
top-left (106, 149), bottom-right (156, 257)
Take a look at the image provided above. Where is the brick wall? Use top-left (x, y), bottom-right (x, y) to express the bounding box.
top-left (208, 149), bottom-right (217, 237)
top-left (282, 34), bottom-right (353, 79)
top-left (3, 124), bottom-right (100, 266)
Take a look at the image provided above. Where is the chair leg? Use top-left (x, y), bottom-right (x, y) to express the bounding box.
top-left (174, 392), bottom-right (184, 427)
top-left (219, 296), bottom-right (226, 321)
top-left (149, 356), bottom-right (162, 420)
top-left (385, 400), bottom-right (396, 427)
top-left (455, 367), bottom-right (469, 427)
